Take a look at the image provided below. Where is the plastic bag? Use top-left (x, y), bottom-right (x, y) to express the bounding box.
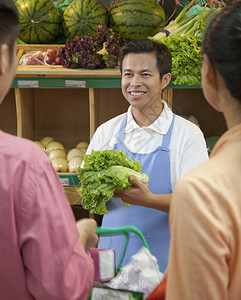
top-left (108, 247), bottom-right (164, 298)
top-left (19, 49), bottom-right (61, 66)
top-left (19, 51), bottom-right (45, 65)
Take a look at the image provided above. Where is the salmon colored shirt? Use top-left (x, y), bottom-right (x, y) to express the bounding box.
top-left (0, 131), bottom-right (94, 300)
top-left (166, 123), bottom-right (241, 300)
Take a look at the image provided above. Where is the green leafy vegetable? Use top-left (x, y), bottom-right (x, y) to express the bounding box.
top-left (159, 34), bottom-right (202, 85)
top-left (77, 149), bottom-right (149, 215)
top-left (58, 25), bottom-right (126, 69)
top-left (150, 0), bottom-right (221, 86)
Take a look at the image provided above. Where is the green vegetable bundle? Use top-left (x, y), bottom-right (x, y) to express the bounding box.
top-left (161, 34), bottom-right (202, 85)
top-left (152, 0), bottom-right (221, 40)
top-left (77, 149), bottom-right (149, 215)
top-left (151, 0), bottom-right (222, 85)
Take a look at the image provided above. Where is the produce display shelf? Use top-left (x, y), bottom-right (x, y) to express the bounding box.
top-left (13, 44), bottom-right (201, 89)
top-left (12, 76), bottom-right (201, 89)
top-left (12, 76), bottom-right (122, 89)
top-left (58, 173), bottom-right (83, 206)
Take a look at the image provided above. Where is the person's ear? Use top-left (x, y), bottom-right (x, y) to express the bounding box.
top-left (202, 54), bottom-right (216, 88)
top-left (202, 54), bottom-right (222, 112)
top-left (161, 73), bottom-right (171, 89)
top-left (0, 44), bottom-right (9, 76)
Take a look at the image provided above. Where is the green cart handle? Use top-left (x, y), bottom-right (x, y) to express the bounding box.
top-left (96, 225), bottom-right (151, 274)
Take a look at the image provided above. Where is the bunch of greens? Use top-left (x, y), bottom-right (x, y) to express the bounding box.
top-left (97, 34), bottom-right (127, 68)
top-left (58, 25), bottom-right (126, 69)
top-left (150, 0), bottom-right (222, 85)
top-left (161, 34), bottom-right (202, 85)
top-left (77, 149), bottom-right (149, 215)
top-left (58, 34), bottom-right (105, 69)
top-left (152, 0), bottom-right (223, 40)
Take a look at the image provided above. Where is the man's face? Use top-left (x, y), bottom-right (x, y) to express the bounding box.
top-left (121, 52), bottom-right (165, 111)
top-left (0, 41), bottom-right (18, 104)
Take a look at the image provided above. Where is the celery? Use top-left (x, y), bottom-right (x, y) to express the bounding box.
top-left (184, 7), bottom-right (220, 37)
top-left (152, 0), bottom-right (205, 40)
top-left (175, 0), bottom-right (196, 23)
top-left (178, 14), bottom-right (197, 27)
top-left (184, 7), bottom-right (207, 34)
top-left (150, 1), bottom-right (223, 87)
top-left (169, 14), bottom-right (200, 36)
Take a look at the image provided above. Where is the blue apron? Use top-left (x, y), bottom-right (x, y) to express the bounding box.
top-left (98, 113), bottom-right (175, 272)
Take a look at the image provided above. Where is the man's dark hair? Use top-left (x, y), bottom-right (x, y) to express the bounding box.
top-left (0, 0), bottom-right (20, 63)
top-left (119, 38), bottom-right (172, 80)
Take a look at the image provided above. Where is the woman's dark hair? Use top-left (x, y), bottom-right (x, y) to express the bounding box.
top-left (202, 1), bottom-right (241, 103)
top-left (119, 38), bottom-right (172, 80)
top-left (0, 0), bottom-right (20, 64)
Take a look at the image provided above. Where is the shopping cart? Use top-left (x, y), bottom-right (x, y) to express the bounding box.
top-left (96, 225), bottom-right (152, 274)
top-left (88, 225), bottom-right (154, 300)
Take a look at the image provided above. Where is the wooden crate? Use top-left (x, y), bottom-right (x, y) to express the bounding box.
top-left (58, 172), bottom-right (81, 204)
top-left (17, 44), bottom-right (64, 59)
top-left (17, 44), bottom-right (121, 79)
top-left (63, 186), bottom-right (81, 205)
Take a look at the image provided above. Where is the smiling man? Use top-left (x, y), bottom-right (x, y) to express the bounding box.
top-left (85, 38), bottom-right (209, 272)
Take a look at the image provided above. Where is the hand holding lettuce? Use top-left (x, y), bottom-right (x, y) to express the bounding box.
top-left (77, 150), bottom-right (149, 215)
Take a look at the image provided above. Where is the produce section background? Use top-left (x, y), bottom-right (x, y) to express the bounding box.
top-left (1, 72), bottom-right (226, 223)
top-left (1, 0), bottom-right (227, 221)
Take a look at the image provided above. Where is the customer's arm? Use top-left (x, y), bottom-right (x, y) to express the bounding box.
top-left (77, 218), bottom-right (98, 252)
top-left (17, 150), bottom-right (96, 300)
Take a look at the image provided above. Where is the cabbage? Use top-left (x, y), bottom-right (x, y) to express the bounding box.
top-left (77, 150), bottom-right (149, 215)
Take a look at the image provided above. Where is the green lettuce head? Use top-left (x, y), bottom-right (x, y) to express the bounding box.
top-left (77, 149), bottom-right (149, 215)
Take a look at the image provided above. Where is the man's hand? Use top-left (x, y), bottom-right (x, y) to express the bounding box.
top-left (114, 176), bottom-right (172, 212)
top-left (76, 218), bottom-right (99, 252)
top-left (114, 176), bottom-right (154, 207)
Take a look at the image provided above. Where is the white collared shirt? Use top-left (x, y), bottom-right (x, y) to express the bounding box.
top-left (85, 101), bottom-right (209, 189)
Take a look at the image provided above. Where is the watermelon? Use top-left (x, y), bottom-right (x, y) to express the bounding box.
top-left (109, 0), bottom-right (166, 40)
top-left (62, 0), bottom-right (108, 39)
top-left (15, 0), bottom-right (61, 44)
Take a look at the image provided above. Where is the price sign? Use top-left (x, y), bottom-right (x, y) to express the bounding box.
top-left (59, 177), bottom-right (69, 186)
top-left (18, 80), bottom-right (39, 88)
top-left (65, 80), bottom-right (86, 88)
